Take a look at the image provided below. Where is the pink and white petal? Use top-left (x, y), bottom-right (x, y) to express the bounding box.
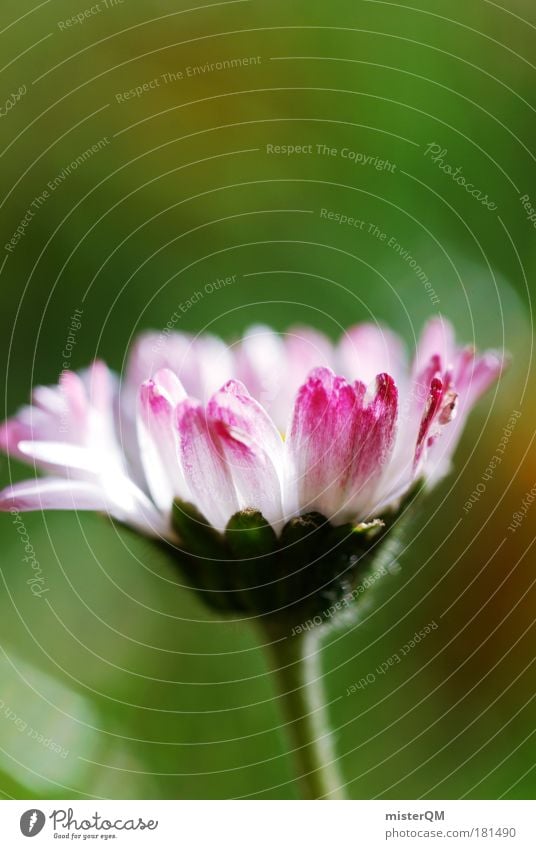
top-left (125, 331), bottom-right (194, 394)
top-left (77, 365), bottom-right (138, 492)
top-left (414, 377), bottom-right (444, 467)
top-left (137, 376), bottom-right (188, 511)
top-left (208, 380), bottom-right (284, 464)
top-left (126, 331), bottom-right (177, 382)
top-left (1, 377), bottom-right (90, 464)
top-left (0, 476), bottom-right (167, 538)
top-left (32, 385), bottom-right (66, 415)
top-left (209, 429), bottom-right (284, 528)
top-left (454, 349), bottom-right (505, 406)
top-left (151, 367), bottom-right (186, 404)
top-left (169, 335), bottom-right (206, 398)
top-left (285, 326), bottom-right (334, 381)
top-left (407, 353), bottom-right (443, 414)
top-left (338, 323), bottom-right (407, 386)
top-left (0, 478), bottom-right (110, 512)
top-left (378, 368), bottom-right (452, 506)
top-left (3, 397), bottom-right (71, 451)
top-left (176, 399), bottom-right (239, 530)
top-left (17, 440), bottom-right (97, 476)
top-left (83, 362), bottom-right (122, 442)
top-left (236, 325), bottom-right (286, 415)
top-left (59, 370), bottom-right (88, 432)
top-left (192, 335), bottom-right (235, 400)
top-left (413, 317), bottom-right (455, 376)
top-left (128, 332), bottom-right (234, 402)
top-left (421, 350), bottom-right (505, 486)
top-left (82, 360), bottom-right (113, 413)
top-left (287, 368), bottom-right (365, 519)
top-left (105, 476), bottom-right (170, 537)
top-left (342, 374), bottom-right (398, 519)
top-left (0, 413), bottom-right (36, 461)
top-left (15, 441), bottom-right (155, 518)
top-left (237, 325), bottom-right (336, 430)
top-left (16, 436), bottom-right (159, 530)
top-left (207, 380), bottom-right (285, 526)
top-left (353, 374), bottom-right (398, 484)
top-left (114, 402), bottom-right (147, 494)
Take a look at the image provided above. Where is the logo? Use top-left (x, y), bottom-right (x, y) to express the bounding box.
top-left (20, 809), bottom-right (45, 837)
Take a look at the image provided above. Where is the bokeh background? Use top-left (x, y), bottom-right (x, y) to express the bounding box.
top-left (0, 0), bottom-right (534, 799)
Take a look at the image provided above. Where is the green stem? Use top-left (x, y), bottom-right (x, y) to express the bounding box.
top-left (261, 621), bottom-right (346, 799)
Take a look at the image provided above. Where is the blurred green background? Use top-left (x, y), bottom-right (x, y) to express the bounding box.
top-left (0, 0), bottom-right (534, 799)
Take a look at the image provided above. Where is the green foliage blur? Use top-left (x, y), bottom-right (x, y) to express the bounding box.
top-left (0, 0), bottom-right (534, 799)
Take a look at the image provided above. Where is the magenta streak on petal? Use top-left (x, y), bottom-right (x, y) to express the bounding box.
top-left (412, 354), bottom-right (442, 410)
top-left (0, 418), bottom-right (30, 457)
top-left (414, 317), bottom-right (455, 377)
top-left (175, 398), bottom-right (239, 529)
top-left (206, 379), bottom-right (285, 525)
top-left (151, 368), bottom-right (187, 404)
top-left (288, 367), bottom-right (371, 518)
top-left (344, 374), bottom-right (398, 518)
top-left (415, 377), bottom-right (444, 466)
top-left (208, 379), bottom-right (284, 463)
top-left (137, 377), bottom-right (187, 511)
top-left (287, 368), bottom-right (335, 509)
top-left (0, 318), bottom-right (505, 541)
top-left (356, 374), bottom-right (398, 477)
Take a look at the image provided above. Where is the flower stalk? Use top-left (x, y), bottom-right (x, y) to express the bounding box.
top-left (262, 621), bottom-right (346, 800)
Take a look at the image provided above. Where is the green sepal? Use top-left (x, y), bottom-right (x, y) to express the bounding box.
top-left (171, 500), bottom-right (226, 559)
top-left (225, 508), bottom-right (277, 559)
top-left (160, 496), bottom-right (418, 620)
top-left (279, 511), bottom-right (327, 553)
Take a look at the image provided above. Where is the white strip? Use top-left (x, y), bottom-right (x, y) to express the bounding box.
top-left (2, 800), bottom-right (535, 847)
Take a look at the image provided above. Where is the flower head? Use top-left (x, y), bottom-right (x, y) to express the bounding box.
top-left (0, 318), bottom-right (503, 615)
